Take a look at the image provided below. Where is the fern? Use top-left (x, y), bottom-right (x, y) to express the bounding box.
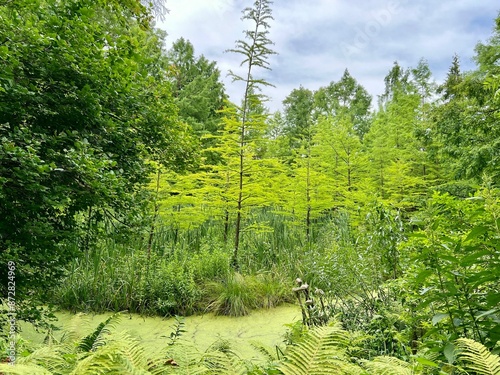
top-left (165, 338), bottom-right (247, 375)
top-left (196, 351), bottom-right (246, 375)
top-left (14, 345), bottom-right (71, 373)
top-left (0, 363), bottom-right (53, 375)
top-left (250, 341), bottom-right (283, 362)
top-left (362, 356), bottom-right (415, 375)
top-left (77, 312), bottom-right (121, 352)
top-left (277, 323), bottom-right (365, 375)
top-left (167, 316), bottom-right (186, 346)
top-left (59, 313), bottom-right (89, 344)
top-left (71, 332), bottom-right (150, 375)
top-left (456, 338), bottom-right (500, 375)
top-left (6, 314), bottom-right (177, 375)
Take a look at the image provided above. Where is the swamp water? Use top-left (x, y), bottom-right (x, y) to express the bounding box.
top-left (21, 304), bottom-right (301, 360)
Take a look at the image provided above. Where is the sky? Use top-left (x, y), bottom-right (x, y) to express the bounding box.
top-left (157, 1), bottom-right (499, 112)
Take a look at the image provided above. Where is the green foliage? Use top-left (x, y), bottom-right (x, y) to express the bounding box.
top-left (167, 316), bottom-right (186, 346)
top-left (225, 0), bottom-right (277, 268)
top-left (433, 15), bottom-right (500, 183)
top-left (166, 38), bottom-right (226, 164)
top-left (456, 338), bottom-right (500, 375)
top-left (77, 313), bottom-right (121, 352)
top-left (165, 339), bottom-right (248, 375)
top-left (206, 273), bottom-right (257, 317)
top-left (51, 240), bottom-right (231, 316)
top-left (362, 356), bottom-right (417, 375)
top-left (148, 259), bottom-right (202, 316)
top-left (2, 311), bottom-right (499, 374)
top-left (313, 69), bottom-right (372, 138)
top-left (0, 314), bottom-right (184, 374)
top-left (282, 86), bottom-right (315, 152)
top-left (312, 114), bottom-right (371, 210)
top-left (277, 323), bottom-right (363, 375)
top-left (365, 83), bottom-right (431, 206)
top-left (405, 189), bottom-right (500, 352)
top-left (363, 205), bottom-right (406, 281)
top-left (4, 4), bottom-right (500, 375)
top-left (0, 0), bottom-right (195, 322)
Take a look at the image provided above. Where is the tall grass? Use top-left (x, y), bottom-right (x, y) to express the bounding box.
top-left (206, 271), bottom-right (293, 317)
top-left (51, 239), bottom-right (231, 316)
top-left (50, 205), bottom-right (388, 317)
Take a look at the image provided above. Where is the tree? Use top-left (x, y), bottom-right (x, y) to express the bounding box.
top-left (312, 114), bottom-right (370, 211)
top-left (166, 38), bottom-right (226, 164)
top-left (411, 58), bottom-right (436, 106)
top-left (282, 86), bottom-right (315, 152)
top-left (140, 0), bottom-right (169, 20)
top-left (282, 88), bottom-right (316, 239)
top-left (433, 14), bottom-right (500, 184)
top-left (314, 69), bottom-right (372, 138)
top-left (378, 61), bottom-right (412, 106)
top-left (365, 63), bottom-right (431, 206)
top-left (225, 0), bottom-right (276, 269)
top-left (437, 54), bottom-right (463, 101)
top-left (0, 0), bottom-right (193, 323)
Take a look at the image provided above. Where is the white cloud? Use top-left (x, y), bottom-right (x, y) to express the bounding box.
top-left (157, 0), bottom-right (499, 112)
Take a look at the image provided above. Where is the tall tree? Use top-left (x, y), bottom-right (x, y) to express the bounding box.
top-left (313, 114), bottom-right (370, 211)
top-left (365, 63), bottom-right (431, 206)
top-left (167, 38), bottom-right (226, 137)
top-left (225, 0), bottom-right (276, 269)
top-left (411, 58), bottom-right (436, 106)
top-left (282, 86), bottom-right (315, 151)
top-left (166, 38), bottom-right (226, 164)
top-left (434, 15), bottom-right (500, 184)
top-left (378, 61), bottom-right (413, 106)
top-left (281, 87), bottom-right (317, 240)
top-left (437, 54), bottom-right (463, 101)
top-left (314, 69), bottom-right (372, 138)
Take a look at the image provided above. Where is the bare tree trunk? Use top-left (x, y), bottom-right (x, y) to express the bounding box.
top-left (233, 114), bottom-right (246, 269)
top-left (306, 144), bottom-right (311, 243)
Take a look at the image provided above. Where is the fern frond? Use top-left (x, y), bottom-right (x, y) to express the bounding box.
top-left (196, 350), bottom-right (246, 375)
top-left (456, 338), bottom-right (500, 375)
top-left (15, 345), bottom-right (69, 373)
top-left (77, 312), bottom-right (122, 352)
top-left (60, 312), bottom-right (90, 343)
top-left (277, 324), bottom-right (364, 375)
top-left (70, 332), bottom-right (149, 375)
top-left (109, 332), bottom-right (149, 373)
top-left (69, 351), bottom-right (114, 375)
top-left (0, 363), bottom-right (52, 375)
top-left (363, 356), bottom-right (414, 375)
top-left (165, 338), bottom-right (247, 375)
top-left (250, 341), bottom-right (280, 362)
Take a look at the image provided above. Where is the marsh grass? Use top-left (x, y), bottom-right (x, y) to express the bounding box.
top-left (206, 269), bottom-right (293, 316)
top-left (52, 239), bottom-right (232, 316)
top-left (207, 273), bottom-right (260, 317)
top-left (50, 208), bottom-right (352, 317)
top-left (254, 270), bottom-right (292, 309)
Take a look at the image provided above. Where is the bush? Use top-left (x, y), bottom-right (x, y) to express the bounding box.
top-left (147, 259), bottom-right (201, 316)
top-left (190, 247), bottom-right (231, 283)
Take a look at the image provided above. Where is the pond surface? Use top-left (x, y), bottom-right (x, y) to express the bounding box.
top-left (21, 304), bottom-right (301, 360)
